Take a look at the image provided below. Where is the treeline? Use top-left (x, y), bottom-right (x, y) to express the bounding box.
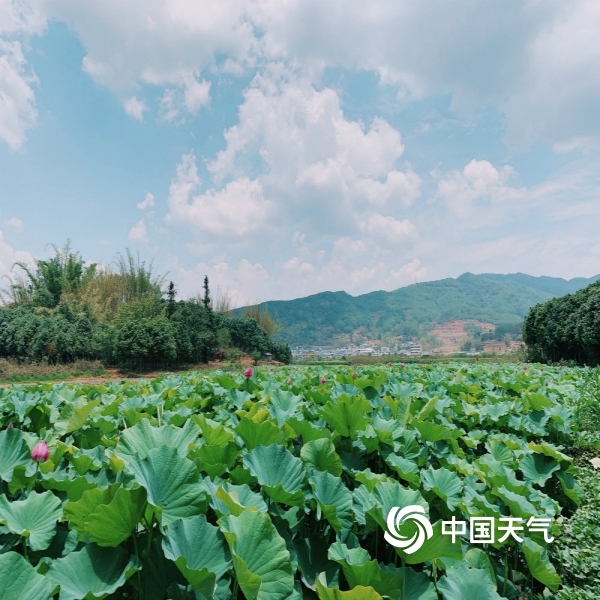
top-left (0, 244), bottom-right (291, 370)
top-left (523, 280), bottom-right (600, 364)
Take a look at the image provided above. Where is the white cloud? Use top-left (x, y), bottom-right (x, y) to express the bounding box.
top-left (0, 0), bottom-right (46, 36)
top-left (2, 217), bottom-right (23, 232)
top-left (361, 214), bottom-right (416, 244)
top-left (205, 76), bottom-right (420, 236)
top-left (123, 96), bottom-right (148, 121)
top-left (137, 192), bottom-right (155, 210)
top-left (0, 39), bottom-right (38, 150)
top-left (433, 159), bottom-right (525, 221)
top-left (0, 228), bottom-right (34, 285)
top-left (128, 218), bottom-right (149, 243)
top-left (3, 1), bottom-right (599, 149)
top-left (167, 152), bottom-right (272, 238)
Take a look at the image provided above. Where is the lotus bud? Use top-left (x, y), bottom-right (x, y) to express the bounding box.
top-left (400, 363), bottom-right (405, 368)
top-left (7, 421), bottom-right (14, 429)
top-left (523, 366), bottom-right (528, 371)
top-left (31, 441), bottom-right (49, 462)
top-left (387, 362), bottom-right (392, 367)
top-left (352, 372), bottom-right (357, 379)
top-left (286, 377), bottom-right (292, 385)
top-left (320, 377), bottom-right (326, 385)
top-left (244, 368), bottom-right (253, 378)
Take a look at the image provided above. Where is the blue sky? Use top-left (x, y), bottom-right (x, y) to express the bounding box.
top-left (1, 1), bottom-right (600, 305)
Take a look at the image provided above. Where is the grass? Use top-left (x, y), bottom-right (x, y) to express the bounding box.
top-left (0, 358), bottom-right (105, 384)
top-left (544, 367), bottom-right (600, 598)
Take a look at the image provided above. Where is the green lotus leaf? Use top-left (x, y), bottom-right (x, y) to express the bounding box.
top-left (0, 551), bottom-right (54, 600)
top-left (0, 428), bottom-right (31, 483)
top-left (301, 438), bottom-right (342, 476)
top-left (372, 415), bottom-right (404, 446)
top-left (243, 444), bottom-right (306, 506)
top-left (115, 419), bottom-right (199, 463)
top-left (192, 415), bottom-right (235, 446)
top-left (54, 398), bottom-right (101, 435)
top-left (309, 471), bottom-right (353, 532)
top-left (368, 480), bottom-right (428, 530)
top-left (354, 469), bottom-right (388, 492)
top-left (464, 548), bottom-right (496, 589)
top-left (193, 441), bottom-right (241, 477)
top-left (215, 483), bottom-right (268, 516)
top-left (265, 386), bottom-right (302, 426)
top-left (289, 418), bottom-right (332, 443)
top-left (521, 538), bottom-right (561, 592)
top-left (328, 542), bottom-right (436, 600)
top-left (491, 486), bottom-right (537, 519)
top-left (316, 573), bottom-right (383, 600)
top-left (47, 543), bottom-right (141, 600)
top-left (85, 486), bottom-right (147, 547)
top-left (527, 442), bottom-right (572, 466)
top-left (126, 445), bottom-right (207, 525)
top-left (385, 454), bottom-right (420, 487)
top-left (294, 536), bottom-right (339, 591)
top-left (524, 393), bottom-right (554, 411)
top-left (162, 515), bottom-right (231, 597)
top-left (412, 420), bottom-right (451, 442)
top-left (519, 453), bottom-right (560, 487)
top-left (437, 564), bottom-right (503, 600)
top-left (420, 467), bottom-right (463, 511)
top-left (556, 471), bottom-right (583, 506)
top-left (220, 510), bottom-right (294, 600)
top-left (236, 416), bottom-right (287, 450)
top-left (64, 484), bottom-right (120, 538)
top-left (484, 440), bottom-right (514, 466)
top-left (401, 520), bottom-right (463, 565)
top-left (321, 395), bottom-right (371, 436)
top-left (0, 490), bottom-right (62, 551)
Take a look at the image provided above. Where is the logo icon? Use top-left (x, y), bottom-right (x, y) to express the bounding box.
top-left (384, 505), bottom-right (433, 554)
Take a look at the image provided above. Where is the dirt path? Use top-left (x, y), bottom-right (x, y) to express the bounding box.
top-left (0, 357), bottom-right (282, 388)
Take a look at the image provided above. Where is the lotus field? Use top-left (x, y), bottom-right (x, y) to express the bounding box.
top-left (0, 363), bottom-right (587, 599)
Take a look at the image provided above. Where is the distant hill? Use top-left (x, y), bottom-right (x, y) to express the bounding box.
top-left (242, 273), bottom-right (600, 346)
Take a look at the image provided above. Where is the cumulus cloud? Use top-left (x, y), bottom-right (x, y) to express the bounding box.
top-left (128, 219), bottom-right (149, 243)
top-left (0, 228), bottom-right (34, 282)
top-left (205, 76), bottom-right (420, 235)
top-left (4, 1), bottom-right (600, 150)
top-left (433, 159), bottom-right (525, 222)
top-left (137, 192), bottom-right (155, 210)
top-left (167, 152), bottom-right (272, 239)
top-left (0, 39), bottom-right (38, 150)
top-left (2, 216), bottom-right (23, 232)
top-left (123, 96), bottom-right (148, 121)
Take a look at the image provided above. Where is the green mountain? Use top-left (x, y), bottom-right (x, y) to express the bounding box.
top-left (247, 273), bottom-right (600, 346)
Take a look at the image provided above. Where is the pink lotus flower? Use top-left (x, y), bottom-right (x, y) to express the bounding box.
top-left (244, 368), bottom-right (253, 378)
top-left (387, 362), bottom-right (392, 367)
top-left (352, 372), bottom-right (357, 379)
top-left (400, 363), bottom-right (405, 368)
top-left (31, 441), bottom-right (49, 462)
top-left (320, 377), bottom-right (326, 385)
top-left (523, 366), bottom-right (528, 371)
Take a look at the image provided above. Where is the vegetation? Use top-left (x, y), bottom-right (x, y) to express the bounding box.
top-left (0, 362), bottom-right (592, 598)
top-left (523, 280), bottom-right (600, 365)
top-left (0, 244), bottom-right (292, 370)
top-left (246, 272), bottom-right (599, 346)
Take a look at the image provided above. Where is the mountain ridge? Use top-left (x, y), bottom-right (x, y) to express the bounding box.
top-left (242, 272), bottom-right (600, 346)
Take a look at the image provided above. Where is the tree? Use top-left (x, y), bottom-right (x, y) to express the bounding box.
top-left (166, 281), bottom-right (177, 318)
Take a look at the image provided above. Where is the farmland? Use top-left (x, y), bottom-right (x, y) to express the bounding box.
top-left (0, 362), bottom-right (598, 599)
